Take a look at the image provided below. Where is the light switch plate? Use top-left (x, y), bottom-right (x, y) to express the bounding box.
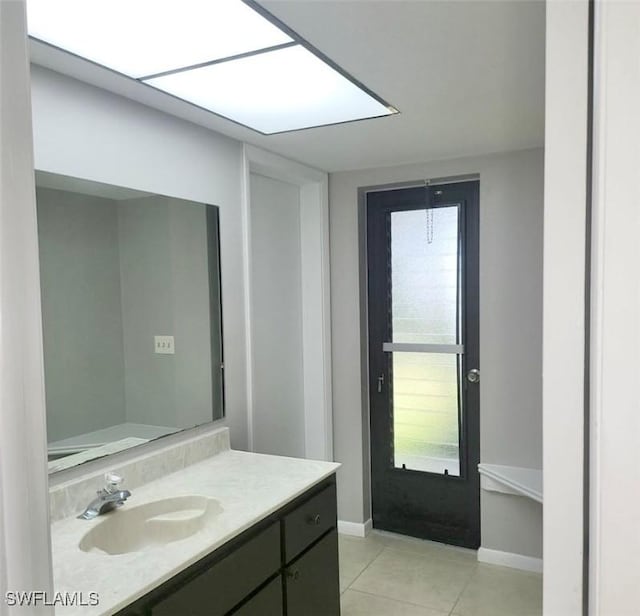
top-left (154, 335), bottom-right (175, 355)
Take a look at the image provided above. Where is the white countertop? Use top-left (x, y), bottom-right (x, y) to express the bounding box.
top-left (52, 449), bottom-right (340, 615)
top-left (477, 463), bottom-right (543, 503)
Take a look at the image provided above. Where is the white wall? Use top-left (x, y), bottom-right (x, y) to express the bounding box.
top-left (0, 2), bottom-right (53, 611)
top-left (329, 148), bottom-right (543, 558)
top-left (30, 66), bottom-right (249, 450)
top-left (589, 2), bottom-right (640, 613)
top-left (543, 1), bottom-right (589, 613)
top-left (249, 173), bottom-right (305, 458)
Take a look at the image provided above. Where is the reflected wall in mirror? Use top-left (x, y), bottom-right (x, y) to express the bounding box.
top-left (35, 172), bottom-right (224, 473)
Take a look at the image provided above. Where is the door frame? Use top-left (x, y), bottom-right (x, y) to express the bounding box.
top-left (544, 1), bottom-right (591, 613)
top-left (357, 175), bottom-right (480, 529)
top-left (241, 144), bottom-right (333, 461)
top-left (588, 2), bottom-right (640, 613)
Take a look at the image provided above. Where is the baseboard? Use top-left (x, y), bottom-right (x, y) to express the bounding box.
top-left (337, 518), bottom-right (373, 538)
top-left (477, 547), bottom-right (543, 573)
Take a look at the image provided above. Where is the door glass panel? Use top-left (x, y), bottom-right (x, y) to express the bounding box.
top-left (390, 206), bottom-right (461, 475)
top-left (390, 207), bottom-right (459, 344)
top-left (392, 352), bottom-right (460, 475)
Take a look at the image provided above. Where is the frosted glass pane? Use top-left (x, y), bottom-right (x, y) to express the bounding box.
top-left (392, 352), bottom-right (460, 475)
top-left (27, 0), bottom-right (293, 78)
top-left (390, 207), bottom-right (460, 344)
top-left (146, 45), bottom-right (393, 134)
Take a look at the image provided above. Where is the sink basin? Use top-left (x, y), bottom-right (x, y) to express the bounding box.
top-left (79, 495), bottom-right (222, 555)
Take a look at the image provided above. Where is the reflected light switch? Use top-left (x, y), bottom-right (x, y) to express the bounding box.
top-left (154, 335), bottom-right (175, 355)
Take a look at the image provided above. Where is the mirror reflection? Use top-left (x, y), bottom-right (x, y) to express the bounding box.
top-left (35, 172), bottom-right (224, 473)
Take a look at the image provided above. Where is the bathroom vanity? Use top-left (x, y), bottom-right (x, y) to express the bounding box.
top-left (49, 428), bottom-right (341, 616)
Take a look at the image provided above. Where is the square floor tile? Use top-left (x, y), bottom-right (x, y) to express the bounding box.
top-left (452, 563), bottom-right (542, 616)
top-left (339, 534), bottom-right (386, 591)
top-left (351, 547), bottom-right (475, 612)
top-left (341, 589), bottom-right (449, 616)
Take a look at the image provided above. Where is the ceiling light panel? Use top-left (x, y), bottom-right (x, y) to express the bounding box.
top-left (27, 0), bottom-right (292, 78)
top-left (145, 44), bottom-right (395, 134)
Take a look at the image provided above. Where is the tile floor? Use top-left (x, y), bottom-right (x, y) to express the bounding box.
top-left (339, 532), bottom-right (542, 616)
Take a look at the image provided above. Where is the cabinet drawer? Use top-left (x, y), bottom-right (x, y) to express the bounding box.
top-left (230, 577), bottom-right (283, 616)
top-left (285, 530), bottom-right (340, 616)
top-left (151, 523), bottom-right (280, 616)
top-left (283, 483), bottom-right (336, 563)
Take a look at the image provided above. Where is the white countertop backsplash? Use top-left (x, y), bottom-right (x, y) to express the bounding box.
top-left (49, 427), bottom-right (340, 615)
top-left (49, 427), bottom-right (231, 523)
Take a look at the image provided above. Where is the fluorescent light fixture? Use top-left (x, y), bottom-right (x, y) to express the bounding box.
top-left (26, 0), bottom-right (292, 78)
top-left (27, 0), bottom-right (398, 133)
top-left (145, 45), bottom-right (394, 134)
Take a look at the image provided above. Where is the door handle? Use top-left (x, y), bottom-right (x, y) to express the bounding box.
top-left (467, 368), bottom-right (480, 384)
top-left (377, 374), bottom-right (385, 393)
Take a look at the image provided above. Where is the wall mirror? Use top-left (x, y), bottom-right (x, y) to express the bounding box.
top-left (35, 171), bottom-right (224, 473)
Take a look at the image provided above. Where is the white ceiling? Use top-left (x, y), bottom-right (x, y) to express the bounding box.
top-left (30, 1), bottom-right (545, 173)
top-left (256, 0), bottom-right (545, 171)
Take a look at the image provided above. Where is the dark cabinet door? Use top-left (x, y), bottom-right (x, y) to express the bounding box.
top-left (231, 577), bottom-right (283, 616)
top-left (285, 531), bottom-right (340, 616)
top-left (150, 523), bottom-right (280, 616)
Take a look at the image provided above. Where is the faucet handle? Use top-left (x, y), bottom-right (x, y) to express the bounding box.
top-left (104, 472), bottom-right (124, 493)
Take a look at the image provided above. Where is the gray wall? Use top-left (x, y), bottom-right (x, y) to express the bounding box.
top-left (249, 173), bottom-right (306, 458)
top-left (329, 148), bottom-right (543, 558)
top-left (37, 187), bottom-right (127, 442)
top-left (118, 196), bottom-right (216, 429)
top-left (38, 188), bottom-right (221, 442)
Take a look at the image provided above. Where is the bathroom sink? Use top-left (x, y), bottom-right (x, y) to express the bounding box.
top-left (79, 495), bottom-right (222, 555)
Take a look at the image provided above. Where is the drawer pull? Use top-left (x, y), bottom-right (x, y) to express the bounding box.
top-left (307, 514), bottom-right (321, 526)
top-left (286, 569), bottom-right (300, 581)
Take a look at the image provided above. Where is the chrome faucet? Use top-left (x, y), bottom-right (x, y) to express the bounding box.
top-left (78, 472), bottom-right (131, 520)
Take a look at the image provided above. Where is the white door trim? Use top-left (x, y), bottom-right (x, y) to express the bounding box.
top-left (589, 2), bottom-right (640, 613)
top-left (543, 1), bottom-right (590, 613)
top-left (242, 144), bottom-right (333, 461)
